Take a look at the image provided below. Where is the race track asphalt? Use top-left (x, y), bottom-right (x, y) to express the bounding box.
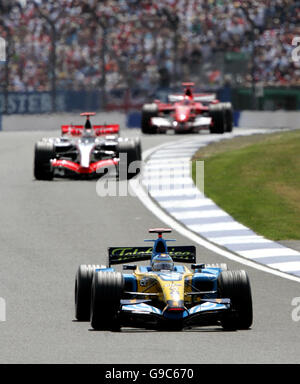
top-left (0, 128), bottom-right (299, 364)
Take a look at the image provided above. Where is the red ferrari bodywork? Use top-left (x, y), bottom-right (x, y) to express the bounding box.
top-left (142, 84), bottom-right (233, 135)
top-left (156, 83), bottom-right (218, 119)
top-left (150, 83), bottom-right (219, 132)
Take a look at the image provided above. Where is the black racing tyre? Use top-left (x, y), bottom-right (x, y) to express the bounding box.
top-left (90, 271), bottom-right (124, 330)
top-left (141, 104), bottom-right (158, 134)
top-left (204, 263), bottom-right (228, 271)
top-left (75, 264), bottom-right (103, 321)
top-left (134, 137), bottom-right (142, 161)
top-left (34, 141), bottom-right (55, 180)
top-left (223, 102), bottom-right (233, 132)
top-left (118, 140), bottom-right (140, 180)
top-left (209, 104), bottom-right (226, 134)
top-left (218, 270), bottom-right (253, 331)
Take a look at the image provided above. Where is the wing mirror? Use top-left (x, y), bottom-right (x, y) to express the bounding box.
top-left (191, 264), bottom-right (205, 270)
top-left (123, 265), bottom-right (137, 271)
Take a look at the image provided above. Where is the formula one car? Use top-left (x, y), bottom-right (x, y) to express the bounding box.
top-left (141, 83), bottom-right (233, 134)
top-left (75, 228), bottom-right (253, 331)
top-left (34, 113), bottom-right (142, 180)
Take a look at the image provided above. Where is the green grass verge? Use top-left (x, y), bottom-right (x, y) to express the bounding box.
top-left (192, 130), bottom-right (300, 240)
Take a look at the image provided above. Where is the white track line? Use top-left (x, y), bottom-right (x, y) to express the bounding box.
top-left (172, 210), bottom-right (228, 220)
top-left (142, 177), bottom-right (194, 187)
top-left (149, 188), bottom-right (201, 198)
top-left (268, 262), bottom-right (300, 272)
top-left (145, 163), bottom-right (190, 171)
top-left (189, 221), bottom-right (248, 233)
top-left (209, 236), bottom-right (273, 245)
top-left (160, 199), bottom-right (215, 209)
top-left (240, 248), bottom-right (300, 258)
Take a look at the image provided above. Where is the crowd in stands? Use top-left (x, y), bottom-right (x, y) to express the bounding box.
top-left (0, 0), bottom-right (299, 92)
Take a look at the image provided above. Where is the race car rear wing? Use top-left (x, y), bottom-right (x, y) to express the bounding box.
top-left (61, 124), bottom-right (119, 136)
top-left (168, 94), bottom-right (217, 103)
top-left (193, 94), bottom-right (216, 103)
top-left (94, 125), bottom-right (120, 136)
top-left (108, 246), bottom-right (196, 266)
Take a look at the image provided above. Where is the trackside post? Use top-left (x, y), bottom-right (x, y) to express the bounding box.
top-left (0, 298), bottom-right (6, 322)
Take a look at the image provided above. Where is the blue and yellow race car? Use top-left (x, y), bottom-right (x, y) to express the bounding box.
top-left (75, 228), bottom-right (253, 331)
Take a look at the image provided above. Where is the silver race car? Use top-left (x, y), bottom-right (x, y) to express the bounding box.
top-left (34, 113), bottom-right (141, 180)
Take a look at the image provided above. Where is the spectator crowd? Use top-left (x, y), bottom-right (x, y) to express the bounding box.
top-left (0, 0), bottom-right (299, 93)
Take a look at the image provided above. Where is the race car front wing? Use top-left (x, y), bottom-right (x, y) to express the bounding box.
top-left (151, 116), bottom-right (212, 131)
top-left (51, 158), bottom-right (119, 175)
top-left (119, 299), bottom-right (231, 328)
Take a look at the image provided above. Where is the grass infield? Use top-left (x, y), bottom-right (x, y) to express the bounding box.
top-left (192, 130), bottom-right (300, 240)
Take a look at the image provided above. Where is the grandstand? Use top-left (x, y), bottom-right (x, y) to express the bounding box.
top-left (0, 0), bottom-right (299, 111)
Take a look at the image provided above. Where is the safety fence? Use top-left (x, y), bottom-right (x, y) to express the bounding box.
top-left (1, 87), bottom-right (299, 116)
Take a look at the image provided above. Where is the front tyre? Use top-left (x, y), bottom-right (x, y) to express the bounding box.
top-left (34, 141), bottom-right (55, 180)
top-left (75, 264), bottom-right (103, 321)
top-left (118, 140), bottom-right (141, 180)
top-left (218, 270), bottom-right (253, 330)
top-left (134, 137), bottom-right (142, 161)
top-left (90, 271), bottom-right (124, 330)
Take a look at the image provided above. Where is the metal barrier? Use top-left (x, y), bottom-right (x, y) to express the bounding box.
top-left (0, 88), bottom-right (299, 115)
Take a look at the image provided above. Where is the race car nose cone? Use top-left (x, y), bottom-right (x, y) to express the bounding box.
top-left (78, 142), bottom-right (95, 168)
top-left (163, 302), bottom-right (187, 320)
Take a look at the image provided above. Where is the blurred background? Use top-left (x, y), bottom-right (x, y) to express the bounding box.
top-left (0, 0), bottom-right (299, 114)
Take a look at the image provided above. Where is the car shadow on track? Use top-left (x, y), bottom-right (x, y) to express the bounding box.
top-left (87, 327), bottom-right (232, 333)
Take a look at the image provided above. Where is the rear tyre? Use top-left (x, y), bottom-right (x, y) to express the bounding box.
top-left (118, 140), bottom-right (140, 180)
top-left (90, 271), bottom-right (124, 330)
top-left (141, 104), bottom-right (158, 134)
top-left (75, 264), bottom-right (103, 321)
top-left (34, 141), bottom-right (55, 180)
top-left (134, 137), bottom-right (142, 161)
top-left (223, 102), bottom-right (233, 132)
top-left (209, 104), bottom-right (226, 134)
top-left (218, 270), bottom-right (253, 330)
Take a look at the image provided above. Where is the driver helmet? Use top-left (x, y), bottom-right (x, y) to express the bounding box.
top-left (84, 118), bottom-right (93, 134)
top-left (185, 88), bottom-right (193, 97)
top-left (151, 254), bottom-right (174, 272)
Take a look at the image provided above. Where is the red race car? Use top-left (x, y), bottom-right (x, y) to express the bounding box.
top-left (141, 83), bottom-right (233, 134)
